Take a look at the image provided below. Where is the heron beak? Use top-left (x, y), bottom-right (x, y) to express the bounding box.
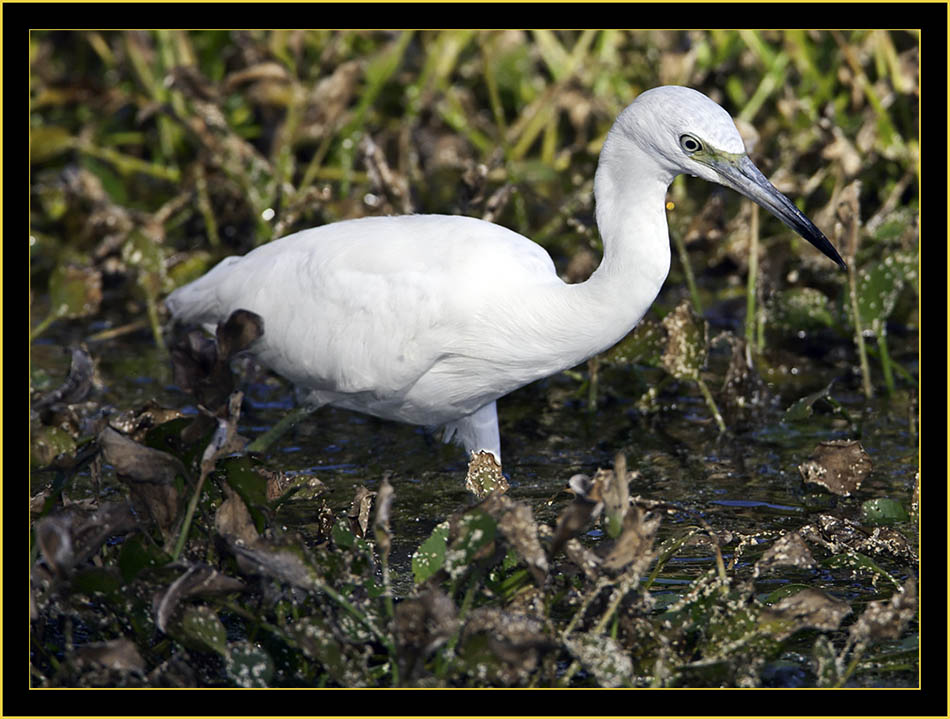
top-left (711, 154), bottom-right (846, 269)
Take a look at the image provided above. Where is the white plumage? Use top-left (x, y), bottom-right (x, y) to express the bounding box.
top-left (166, 86), bottom-right (843, 463)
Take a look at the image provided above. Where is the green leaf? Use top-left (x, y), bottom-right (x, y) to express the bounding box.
top-left (704, 599), bottom-right (761, 652)
top-left (122, 228), bottom-right (168, 295)
top-left (345, 31), bottom-right (413, 136)
top-left (759, 583), bottom-right (816, 605)
top-left (861, 497), bottom-right (909, 525)
top-left (225, 640), bottom-right (275, 687)
top-left (485, 34), bottom-right (532, 100)
top-left (220, 456), bottom-right (269, 532)
top-left (412, 520), bottom-right (449, 584)
top-left (287, 617), bottom-right (346, 681)
top-left (485, 565), bottom-right (532, 603)
top-left (30, 125), bottom-right (75, 164)
top-left (72, 567), bottom-right (123, 597)
top-left (180, 605), bottom-right (228, 656)
top-left (80, 154), bottom-right (128, 205)
top-left (768, 287), bottom-right (834, 332)
top-left (782, 379), bottom-right (836, 423)
top-left (823, 552), bottom-right (900, 588)
top-left (855, 252), bottom-right (916, 334)
top-left (606, 318), bottom-right (664, 366)
top-left (870, 208), bottom-right (916, 245)
top-left (47, 264), bottom-right (103, 321)
top-left (444, 509), bottom-right (497, 579)
top-left (30, 425), bottom-right (77, 468)
top-left (332, 517), bottom-right (357, 550)
top-left (118, 535), bottom-right (170, 583)
top-left (660, 301), bottom-right (708, 381)
top-left (167, 250), bottom-right (214, 287)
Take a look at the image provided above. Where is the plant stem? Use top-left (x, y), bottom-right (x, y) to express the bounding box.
top-left (195, 163), bottom-right (220, 248)
top-left (145, 291), bottom-right (167, 353)
top-left (672, 223), bottom-right (703, 316)
top-left (875, 331), bottom-right (895, 395)
top-left (587, 355), bottom-right (599, 413)
top-left (696, 376), bottom-right (726, 433)
top-left (78, 142), bottom-right (180, 182)
top-left (592, 574), bottom-right (637, 635)
top-left (848, 263), bottom-right (874, 398)
top-left (559, 572), bottom-right (639, 687)
top-left (30, 311), bottom-right (58, 342)
top-left (643, 529), bottom-right (699, 591)
top-left (562, 576), bottom-right (611, 638)
top-left (744, 202), bottom-right (759, 352)
top-left (85, 318), bottom-right (150, 343)
top-left (171, 471), bottom-right (207, 560)
top-left (245, 406), bottom-right (315, 454)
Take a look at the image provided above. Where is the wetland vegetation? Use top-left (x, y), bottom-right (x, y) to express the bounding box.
top-left (30, 30), bottom-right (919, 689)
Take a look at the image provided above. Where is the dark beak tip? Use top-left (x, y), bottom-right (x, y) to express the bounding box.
top-left (825, 244), bottom-right (847, 270)
top-left (806, 228), bottom-right (847, 270)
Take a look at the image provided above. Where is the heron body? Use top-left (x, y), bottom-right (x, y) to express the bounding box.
top-left (166, 86), bottom-right (844, 462)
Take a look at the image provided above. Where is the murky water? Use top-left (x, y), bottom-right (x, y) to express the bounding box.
top-left (36, 324), bottom-right (917, 550)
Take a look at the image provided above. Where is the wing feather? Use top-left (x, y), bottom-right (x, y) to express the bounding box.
top-left (166, 215), bottom-right (559, 414)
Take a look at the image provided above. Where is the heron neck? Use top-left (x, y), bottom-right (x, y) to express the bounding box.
top-left (564, 143), bottom-right (673, 355)
top-left (470, 142), bottom-right (676, 387)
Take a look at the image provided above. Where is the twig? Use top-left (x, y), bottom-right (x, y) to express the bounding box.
top-left (245, 406), bottom-right (316, 454)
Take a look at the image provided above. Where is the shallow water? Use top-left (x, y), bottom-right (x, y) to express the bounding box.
top-left (34, 318), bottom-right (918, 534)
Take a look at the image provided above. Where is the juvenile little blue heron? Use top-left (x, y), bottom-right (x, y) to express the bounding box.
top-left (166, 85), bottom-right (845, 463)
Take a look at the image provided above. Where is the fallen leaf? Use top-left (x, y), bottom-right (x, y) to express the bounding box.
top-left (99, 427), bottom-right (186, 531)
top-left (395, 588), bottom-right (457, 678)
top-left (600, 503), bottom-right (660, 573)
top-left (754, 531), bottom-right (816, 577)
top-left (73, 638), bottom-right (145, 673)
top-left (465, 450), bottom-right (508, 499)
top-left (848, 577), bottom-right (917, 644)
top-left (154, 563), bottom-right (246, 633)
top-left (34, 502), bottom-right (139, 577)
top-left (98, 427), bottom-right (187, 486)
top-left (565, 633), bottom-right (634, 688)
top-left (215, 486), bottom-right (260, 546)
top-left (480, 493), bottom-right (548, 585)
top-left (31, 345), bottom-right (96, 411)
top-left (759, 588), bottom-right (852, 641)
top-left (798, 440), bottom-right (872, 496)
top-left (348, 485), bottom-right (376, 538)
top-left (458, 607), bottom-right (556, 686)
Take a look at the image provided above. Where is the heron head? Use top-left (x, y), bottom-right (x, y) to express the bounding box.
top-left (618, 86), bottom-right (846, 269)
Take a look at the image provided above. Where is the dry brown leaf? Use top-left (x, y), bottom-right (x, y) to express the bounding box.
top-left (154, 563), bottom-right (246, 633)
top-left (754, 531), bottom-right (816, 578)
top-left (600, 504), bottom-right (660, 573)
top-left (760, 588), bottom-right (852, 641)
top-left (798, 440), bottom-right (872, 496)
top-left (464, 450), bottom-right (508, 499)
top-left (848, 577), bottom-right (916, 643)
top-left (74, 638), bottom-right (146, 673)
top-left (348, 485), bottom-right (376, 538)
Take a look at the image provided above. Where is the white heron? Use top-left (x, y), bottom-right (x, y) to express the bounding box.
top-left (166, 85), bottom-right (844, 464)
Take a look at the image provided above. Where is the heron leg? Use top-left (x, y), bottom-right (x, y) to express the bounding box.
top-left (443, 401), bottom-right (501, 464)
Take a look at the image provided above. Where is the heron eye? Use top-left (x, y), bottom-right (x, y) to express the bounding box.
top-left (680, 135), bottom-right (703, 153)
